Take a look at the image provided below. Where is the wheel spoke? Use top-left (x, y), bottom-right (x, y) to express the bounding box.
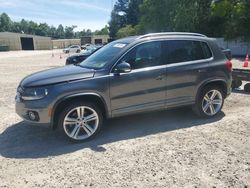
top-left (80, 107), bottom-right (85, 118)
top-left (85, 114), bottom-right (97, 122)
top-left (212, 99), bottom-right (222, 105)
top-left (204, 94), bottom-right (210, 102)
top-left (82, 124), bottom-right (93, 136)
top-left (210, 90), bottom-right (217, 100)
top-left (69, 125), bottom-right (81, 138)
top-left (76, 107), bottom-right (85, 119)
top-left (209, 105), bottom-right (216, 114)
top-left (64, 117), bottom-right (78, 125)
top-left (203, 102), bottom-right (210, 112)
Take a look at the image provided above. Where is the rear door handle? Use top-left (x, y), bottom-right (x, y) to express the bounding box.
top-left (198, 69), bottom-right (207, 73)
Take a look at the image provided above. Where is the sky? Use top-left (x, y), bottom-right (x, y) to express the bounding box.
top-left (0, 0), bottom-right (116, 31)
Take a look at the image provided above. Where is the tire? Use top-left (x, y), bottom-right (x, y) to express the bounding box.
top-left (232, 79), bottom-right (242, 89)
top-left (192, 86), bottom-right (224, 117)
top-left (57, 101), bottom-right (103, 142)
top-left (244, 83), bottom-right (250, 92)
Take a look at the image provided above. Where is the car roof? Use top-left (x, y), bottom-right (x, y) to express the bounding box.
top-left (116, 32), bottom-right (210, 44)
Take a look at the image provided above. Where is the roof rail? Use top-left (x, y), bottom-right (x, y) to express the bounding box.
top-left (137, 32), bottom-right (207, 39)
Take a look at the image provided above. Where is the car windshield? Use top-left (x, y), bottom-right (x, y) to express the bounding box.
top-left (79, 41), bottom-right (128, 69)
top-left (80, 48), bottom-right (96, 55)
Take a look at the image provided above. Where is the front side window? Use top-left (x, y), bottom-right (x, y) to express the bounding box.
top-left (121, 41), bottom-right (162, 70)
top-left (163, 40), bottom-right (211, 64)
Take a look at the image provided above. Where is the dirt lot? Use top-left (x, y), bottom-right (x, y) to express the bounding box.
top-left (0, 51), bottom-right (249, 187)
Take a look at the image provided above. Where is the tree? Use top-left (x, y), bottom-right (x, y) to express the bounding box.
top-left (19, 19), bottom-right (29, 33)
top-left (0, 13), bottom-right (12, 32)
top-left (211, 0), bottom-right (250, 40)
top-left (12, 22), bottom-right (21, 33)
top-left (56, 24), bottom-right (65, 38)
top-left (108, 0), bottom-right (129, 38)
top-left (127, 0), bottom-right (143, 26)
top-left (35, 23), bottom-right (50, 36)
top-left (49, 26), bottom-right (57, 38)
top-left (65, 26), bottom-right (77, 39)
top-left (86, 29), bottom-right (92, 36)
top-left (94, 25), bottom-right (109, 35)
top-left (27, 21), bottom-right (38, 35)
top-left (116, 25), bottom-right (138, 38)
top-left (139, 0), bottom-right (175, 33)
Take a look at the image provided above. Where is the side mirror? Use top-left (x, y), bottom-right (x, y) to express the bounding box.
top-left (114, 62), bottom-right (131, 74)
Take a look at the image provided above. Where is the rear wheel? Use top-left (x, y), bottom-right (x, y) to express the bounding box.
top-left (193, 86), bottom-right (224, 117)
top-left (58, 102), bottom-right (103, 141)
top-left (232, 79), bottom-right (242, 89)
top-left (244, 83), bottom-right (250, 92)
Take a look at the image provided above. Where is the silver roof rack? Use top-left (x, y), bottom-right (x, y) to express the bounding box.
top-left (137, 32), bottom-right (207, 39)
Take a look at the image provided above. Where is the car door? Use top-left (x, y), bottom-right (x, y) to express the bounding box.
top-left (163, 40), bottom-right (212, 108)
top-left (69, 46), bottom-right (77, 53)
top-left (109, 41), bottom-right (166, 117)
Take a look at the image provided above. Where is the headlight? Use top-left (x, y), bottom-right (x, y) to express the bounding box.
top-left (22, 88), bottom-right (48, 100)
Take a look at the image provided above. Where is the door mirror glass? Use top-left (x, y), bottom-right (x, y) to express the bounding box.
top-left (114, 61), bottom-right (131, 74)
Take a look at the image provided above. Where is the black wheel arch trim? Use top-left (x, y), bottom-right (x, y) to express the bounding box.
top-left (51, 92), bottom-right (110, 129)
top-left (196, 78), bottom-right (228, 101)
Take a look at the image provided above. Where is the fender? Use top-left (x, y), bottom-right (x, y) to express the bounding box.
top-left (51, 92), bottom-right (110, 128)
top-left (195, 78), bottom-right (227, 101)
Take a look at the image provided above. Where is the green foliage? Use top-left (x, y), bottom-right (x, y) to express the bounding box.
top-left (109, 0), bottom-right (142, 38)
top-left (94, 25), bottom-right (109, 35)
top-left (109, 0), bottom-right (250, 40)
top-left (108, 0), bottom-right (129, 38)
top-left (116, 25), bottom-right (138, 38)
top-left (0, 13), bottom-right (12, 32)
top-left (211, 0), bottom-right (250, 40)
top-left (0, 13), bottom-right (109, 39)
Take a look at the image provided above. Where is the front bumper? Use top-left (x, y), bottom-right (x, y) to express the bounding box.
top-left (15, 101), bottom-right (51, 124)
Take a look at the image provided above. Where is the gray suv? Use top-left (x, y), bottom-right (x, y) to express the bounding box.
top-left (16, 32), bottom-right (232, 141)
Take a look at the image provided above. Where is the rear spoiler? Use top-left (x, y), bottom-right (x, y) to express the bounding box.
top-left (222, 49), bottom-right (232, 60)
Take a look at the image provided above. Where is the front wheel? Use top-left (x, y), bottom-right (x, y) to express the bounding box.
top-left (58, 102), bottom-right (103, 141)
top-left (193, 86), bottom-right (224, 117)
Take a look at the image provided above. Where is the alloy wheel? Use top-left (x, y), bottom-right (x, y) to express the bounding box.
top-left (63, 106), bottom-right (99, 140)
top-left (202, 89), bottom-right (223, 116)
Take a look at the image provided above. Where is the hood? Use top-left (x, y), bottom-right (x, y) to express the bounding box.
top-left (68, 53), bottom-right (89, 59)
top-left (21, 65), bottom-right (95, 87)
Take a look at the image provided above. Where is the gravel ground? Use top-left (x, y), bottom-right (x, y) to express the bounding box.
top-left (0, 51), bottom-right (249, 187)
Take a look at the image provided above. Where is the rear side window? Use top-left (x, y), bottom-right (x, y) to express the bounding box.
top-left (163, 40), bottom-right (212, 64)
top-left (201, 42), bottom-right (212, 59)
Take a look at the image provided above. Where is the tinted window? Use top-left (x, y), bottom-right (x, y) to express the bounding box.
top-left (201, 42), bottom-right (212, 59)
top-left (163, 40), bottom-right (211, 64)
top-left (80, 41), bottom-right (128, 69)
top-left (121, 41), bottom-right (162, 70)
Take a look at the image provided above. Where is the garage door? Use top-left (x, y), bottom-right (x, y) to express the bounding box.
top-left (20, 37), bottom-right (34, 50)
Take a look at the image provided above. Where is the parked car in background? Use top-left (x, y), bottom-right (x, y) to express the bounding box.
top-left (221, 48), bottom-right (232, 60)
top-left (66, 47), bottom-right (101, 65)
top-left (81, 44), bottom-right (94, 50)
top-left (80, 44), bottom-right (96, 53)
top-left (16, 32), bottom-right (232, 142)
top-left (63, 45), bottom-right (81, 53)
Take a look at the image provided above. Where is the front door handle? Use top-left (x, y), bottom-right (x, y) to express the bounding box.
top-left (155, 75), bottom-right (164, 80)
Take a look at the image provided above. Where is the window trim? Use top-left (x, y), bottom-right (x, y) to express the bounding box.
top-left (110, 40), bottom-right (164, 73)
top-left (110, 38), bottom-right (214, 73)
top-left (162, 39), bottom-right (214, 65)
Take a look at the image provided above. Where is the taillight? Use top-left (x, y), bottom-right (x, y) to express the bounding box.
top-left (226, 60), bottom-right (232, 72)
